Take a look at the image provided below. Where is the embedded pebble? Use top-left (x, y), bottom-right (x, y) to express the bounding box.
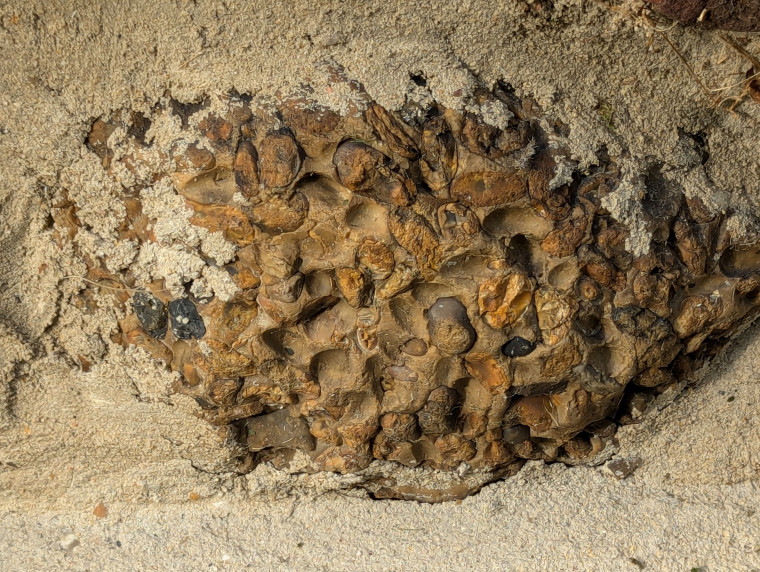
top-left (427, 297), bottom-right (476, 355)
top-left (132, 291), bottom-right (168, 339)
top-left (168, 297), bottom-right (206, 340)
top-left (502, 337), bottom-right (536, 358)
top-left (502, 424), bottom-right (531, 445)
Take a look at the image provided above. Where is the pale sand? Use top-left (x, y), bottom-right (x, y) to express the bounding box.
top-left (1, 1), bottom-right (760, 570)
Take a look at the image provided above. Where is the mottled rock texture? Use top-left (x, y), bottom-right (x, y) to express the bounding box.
top-left (62, 77), bottom-right (760, 499)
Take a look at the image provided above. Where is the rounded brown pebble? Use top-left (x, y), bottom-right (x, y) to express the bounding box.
top-left (259, 129), bottom-right (302, 188)
top-left (450, 171), bottom-right (528, 207)
top-left (333, 141), bottom-right (415, 205)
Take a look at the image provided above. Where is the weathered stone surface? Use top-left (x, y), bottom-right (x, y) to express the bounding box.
top-left (420, 115), bottom-right (458, 195)
top-left (76, 86), bottom-right (760, 502)
top-left (246, 408), bottom-right (316, 451)
top-left (450, 171), bottom-right (527, 207)
top-left (259, 129), bottom-right (302, 188)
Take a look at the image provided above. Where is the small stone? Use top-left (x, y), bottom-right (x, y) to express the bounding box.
top-left (376, 262), bottom-right (416, 300)
top-left (386, 364), bottom-right (419, 382)
top-left (427, 297), bottom-right (476, 355)
top-left (417, 386), bottom-right (458, 435)
top-left (168, 298), bottom-right (206, 340)
top-left (365, 102), bottom-right (419, 159)
top-left (450, 171), bottom-right (527, 207)
top-left (502, 424), bottom-right (531, 445)
top-left (93, 501), bottom-right (108, 518)
top-left (541, 204), bottom-right (590, 258)
top-left (357, 238), bottom-right (395, 280)
top-left (388, 208), bottom-right (440, 276)
top-left (437, 203), bottom-right (480, 247)
top-left (86, 118), bottom-right (116, 165)
top-left (420, 115), bottom-right (458, 194)
top-left (535, 287), bottom-right (577, 345)
top-left (125, 330), bottom-right (174, 365)
top-left (333, 141), bottom-right (388, 192)
top-left (59, 534), bottom-right (80, 552)
top-left (234, 140), bottom-right (260, 198)
top-left (502, 337), bottom-right (536, 358)
top-left (172, 142), bottom-right (215, 172)
top-left (176, 177), bottom-right (237, 205)
top-left (483, 440), bottom-right (514, 466)
top-left (208, 378), bottom-right (242, 406)
top-left (314, 443), bottom-right (373, 473)
top-left (672, 295), bottom-right (722, 338)
top-left (604, 456), bottom-right (642, 480)
top-left (460, 109), bottom-right (532, 159)
top-left (251, 191), bottom-right (309, 234)
top-left (401, 338), bottom-right (428, 356)
top-left (464, 353), bottom-right (511, 392)
top-left (333, 141), bottom-right (416, 205)
top-left (187, 202), bottom-right (255, 246)
top-left (380, 412), bottom-right (420, 441)
top-left (198, 113), bottom-right (233, 142)
top-left (266, 272), bottom-right (304, 303)
top-left (434, 434), bottom-right (476, 467)
top-left (335, 267), bottom-right (372, 307)
top-left (460, 411), bottom-right (487, 439)
top-left (259, 129), bottom-right (302, 188)
top-left (132, 291), bottom-right (168, 339)
top-left (246, 408), bottom-right (316, 452)
top-left (478, 273), bottom-right (533, 329)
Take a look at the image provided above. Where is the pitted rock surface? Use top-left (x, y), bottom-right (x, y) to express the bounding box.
top-left (59, 77), bottom-right (760, 500)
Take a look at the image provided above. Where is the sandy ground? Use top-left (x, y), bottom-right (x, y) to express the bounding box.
top-left (1, 0), bottom-right (760, 570)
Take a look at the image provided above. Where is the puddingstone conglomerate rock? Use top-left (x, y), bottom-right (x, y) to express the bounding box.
top-left (61, 77), bottom-right (760, 500)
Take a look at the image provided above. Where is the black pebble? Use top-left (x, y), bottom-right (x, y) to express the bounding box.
top-left (132, 291), bottom-right (168, 339)
top-left (501, 336), bottom-right (535, 358)
top-left (168, 297), bottom-right (206, 340)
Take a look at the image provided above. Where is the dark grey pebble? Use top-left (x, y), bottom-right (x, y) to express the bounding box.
top-left (132, 291), bottom-right (168, 339)
top-left (502, 424), bottom-right (531, 445)
top-left (501, 336), bottom-right (535, 358)
top-left (168, 297), bottom-right (206, 339)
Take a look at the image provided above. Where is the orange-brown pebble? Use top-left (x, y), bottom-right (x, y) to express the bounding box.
top-left (93, 502), bottom-right (108, 518)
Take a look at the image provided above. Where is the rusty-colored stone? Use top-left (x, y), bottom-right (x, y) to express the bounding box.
top-left (234, 140), bottom-right (260, 198)
top-left (420, 115), bottom-right (458, 194)
top-left (76, 86), bottom-right (760, 502)
top-left (187, 202), bottom-right (255, 246)
top-left (365, 102), bottom-right (419, 159)
top-left (450, 171), bottom-right (528, 207)
top-left (259, 129), bottom-right (302, 188)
